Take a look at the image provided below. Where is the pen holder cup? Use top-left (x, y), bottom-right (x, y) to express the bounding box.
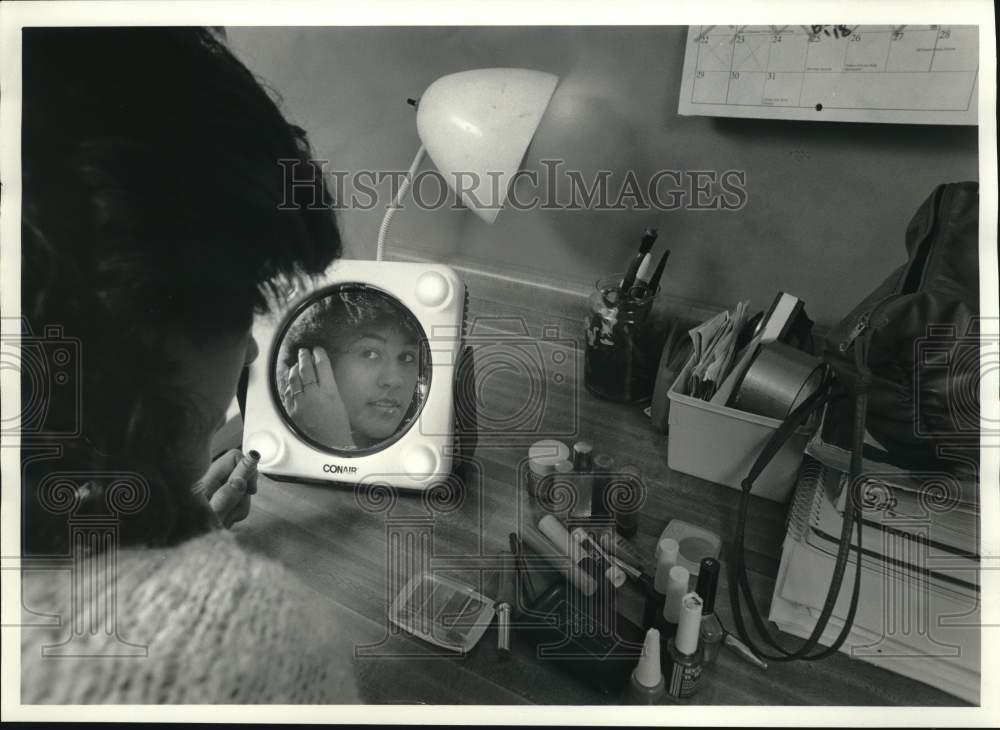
top-left (584, 275), bottom-right (660, 403)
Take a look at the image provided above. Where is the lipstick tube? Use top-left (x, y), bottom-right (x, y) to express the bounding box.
top-left (231, 449), bottom-right (260, 484)
top-left (496, 552), bottom-right (515, 659)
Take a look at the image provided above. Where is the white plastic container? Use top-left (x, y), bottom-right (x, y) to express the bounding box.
top-left (666, 355), bottom-right (814, 503)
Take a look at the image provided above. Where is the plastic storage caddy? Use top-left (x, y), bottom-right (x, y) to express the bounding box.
top-left (666, 353), bottom-right (815, 503)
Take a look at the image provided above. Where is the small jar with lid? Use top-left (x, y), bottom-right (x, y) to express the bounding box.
top-left (590, 452), bottom-right (617, 520)
top-left (525, 439), bottom-right (570, 502)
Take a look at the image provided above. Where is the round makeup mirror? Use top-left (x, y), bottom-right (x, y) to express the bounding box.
top-left (272, 284), bottom-right (431, 455)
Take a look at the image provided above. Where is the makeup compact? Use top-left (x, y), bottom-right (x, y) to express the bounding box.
top-left (389, 571), bottom-right (496, 653)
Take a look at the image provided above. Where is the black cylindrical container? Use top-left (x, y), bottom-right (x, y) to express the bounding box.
top-left (590, 452), bottom-right (616, 520)
top-left (612, 464), bottom-right (642, 538)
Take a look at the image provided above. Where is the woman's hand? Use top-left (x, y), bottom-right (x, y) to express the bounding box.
top-left (283, 346), bottom-right (356, 449)
top-left (193, 448), bottom-right (257, 528)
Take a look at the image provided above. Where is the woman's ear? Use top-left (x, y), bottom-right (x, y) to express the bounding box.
top-left (236, 366), bottom-right (250, 419)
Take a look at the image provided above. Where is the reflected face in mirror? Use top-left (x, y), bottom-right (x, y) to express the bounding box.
top-left (333, 328), bottom-right (419, 447)
top-left (275, 286), bottom-right (428, 452)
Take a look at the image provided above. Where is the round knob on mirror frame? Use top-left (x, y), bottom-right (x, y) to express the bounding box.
top-left (415, 271), bottom-right (452, 308)
top-left (244, 430), bottom-right (284, 467)
top-left (404, 444), bottom-right (439, 481)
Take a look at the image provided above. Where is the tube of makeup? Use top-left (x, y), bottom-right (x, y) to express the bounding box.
top-left (231, 449), bottom-right (260, 484)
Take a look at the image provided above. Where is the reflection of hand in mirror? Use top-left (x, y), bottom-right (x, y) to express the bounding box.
top-left (283, 346), bottom-right (356, 449)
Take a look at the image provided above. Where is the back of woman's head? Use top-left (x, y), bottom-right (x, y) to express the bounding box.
top-left (21, 27), bottom-right (342, 553)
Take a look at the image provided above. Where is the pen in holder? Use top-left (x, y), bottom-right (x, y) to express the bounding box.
top-left (584, 274), bottom-right (661, 403)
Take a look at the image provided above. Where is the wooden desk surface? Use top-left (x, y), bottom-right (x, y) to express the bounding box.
top-left (231, 289), bottom-right (965, 706)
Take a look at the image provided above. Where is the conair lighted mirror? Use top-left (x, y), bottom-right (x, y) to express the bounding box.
top-left (242, 67), bottom-right (557, 490)
top-left (243, 260), bottom-right (473, 489)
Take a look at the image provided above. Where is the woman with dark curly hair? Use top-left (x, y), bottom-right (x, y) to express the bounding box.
top-left (277, 288), bottom-right (426, 450)
top-left (20, 27), bottom-right (358, 703)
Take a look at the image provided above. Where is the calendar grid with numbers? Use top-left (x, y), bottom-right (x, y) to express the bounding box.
top-left (678, 25), bottom-right (979, 125)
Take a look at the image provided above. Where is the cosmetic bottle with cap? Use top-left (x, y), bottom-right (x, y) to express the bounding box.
top-left (533, 457), bottom-right (577, 515)
top-left (661, 564), bottom-right (689, 636)
top-left (543, 458), bottom-right (576, 512)
top-left (612, 464), bottom-right (642, 538)
top-left (695, 557), bottom-right (723, 664)
top-left (590, 452), bottom-right (616, 519)
top-left (526, 439), bottom-right (570, 501)
top-left (570, 441), bottom-right (594, 518)
top-left (572, 441), bottom-right (593, 473)
top-left (654, 535), bottom-right (679, 563)
top-left (664, 592), bottom-right (704, 699)
top-left (623, 628), bottom-right (665, 705)
top-left (643, 537), bottom-right (679, 631)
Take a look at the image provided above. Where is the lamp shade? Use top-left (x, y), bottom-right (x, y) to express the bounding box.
top-left (415, 68), bottom-right (558, 223)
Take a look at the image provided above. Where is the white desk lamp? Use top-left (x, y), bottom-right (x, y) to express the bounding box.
top-left (376, 67), bottom-right (559, 261)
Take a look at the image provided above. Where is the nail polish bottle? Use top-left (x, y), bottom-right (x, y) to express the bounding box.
top-left (643, 538), bottom-right (679, 631)
top-left (661, 564), bottom-right (690, 637)
top-left (623, 628), bottom-right (666, 704)
top-left (695, 557), bottom-right (724, 664)
top-left (664, 592), bottom-right (704, 699)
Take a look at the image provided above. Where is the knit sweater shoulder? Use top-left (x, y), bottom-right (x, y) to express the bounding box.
top-left (20, 529), bottom-right (360, 704)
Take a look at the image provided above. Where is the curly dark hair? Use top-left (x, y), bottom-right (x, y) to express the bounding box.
top-left (21, 27), bottom-right (342, 554)
top-left (276, 287), bottom-right (428, 437)
top-left (278, 287), bottom-right (422, 371)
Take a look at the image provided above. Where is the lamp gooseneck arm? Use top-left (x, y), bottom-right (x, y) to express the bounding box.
top-left (375, 144), bottom-right (427, 262)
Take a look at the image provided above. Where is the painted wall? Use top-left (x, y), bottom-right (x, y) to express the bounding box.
top-left (227, 26), bottom-right (978, 326)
